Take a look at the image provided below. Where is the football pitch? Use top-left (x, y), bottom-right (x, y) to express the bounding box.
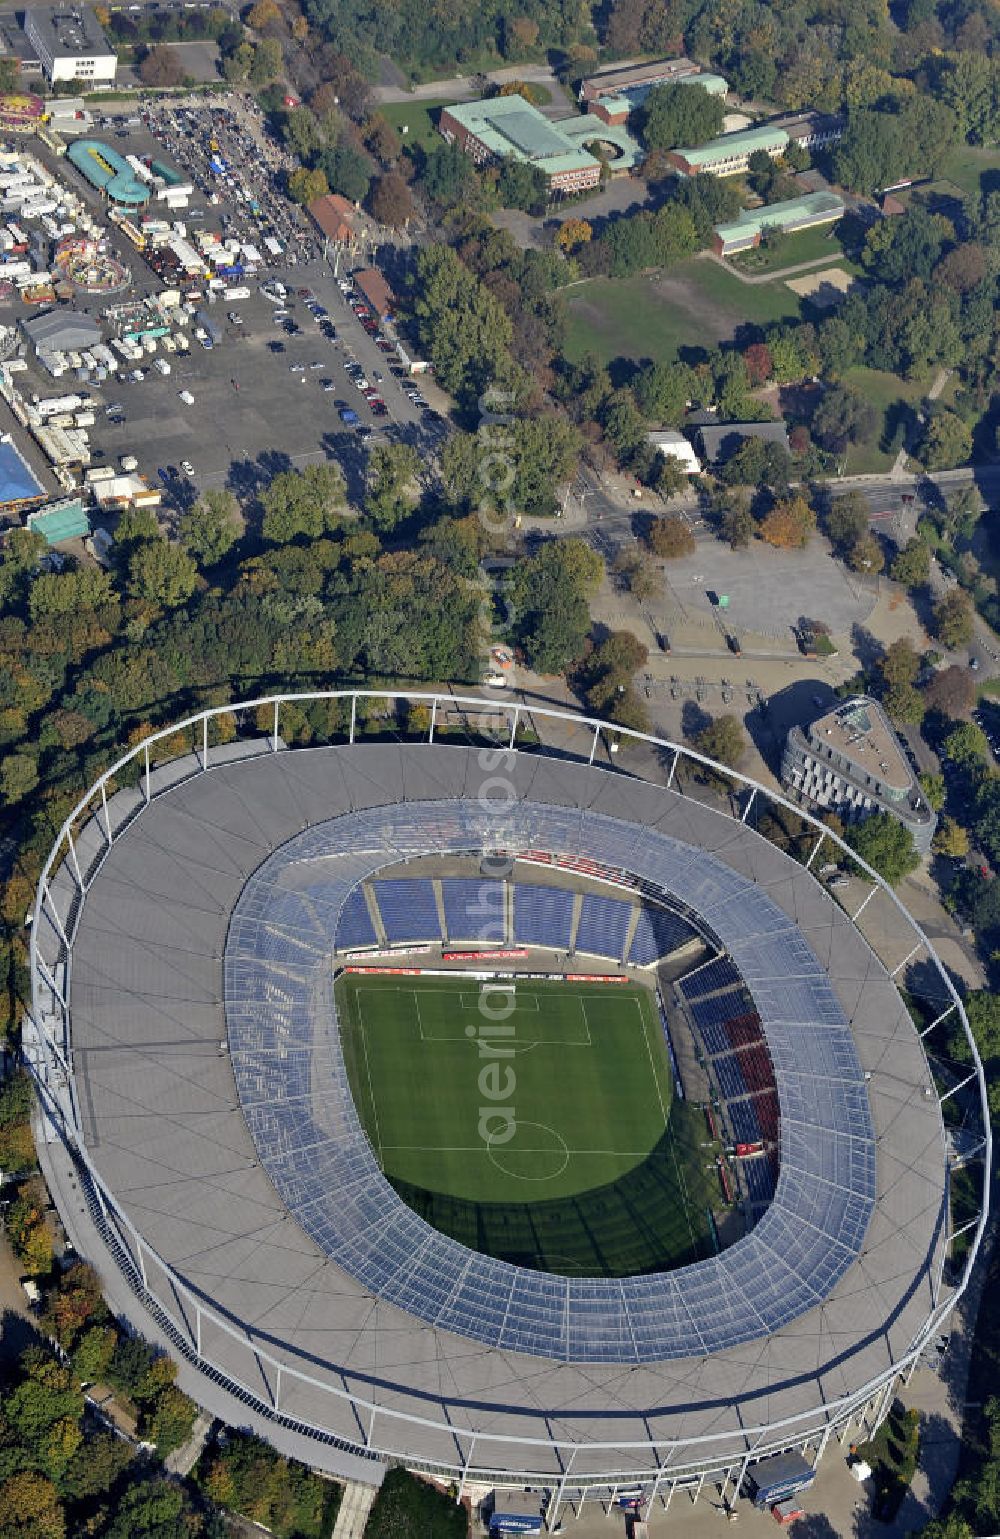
top-left (336, 973), bottom-right (718, 1276)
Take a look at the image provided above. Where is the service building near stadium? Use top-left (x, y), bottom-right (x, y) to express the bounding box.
top-left (26, 694), bottom-right (989, 1522)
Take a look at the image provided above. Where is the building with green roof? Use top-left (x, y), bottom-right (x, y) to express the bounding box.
top-left (668, 124), bottom-right (789, 177)
top-left (712, 190), bottom-right (845, 255)
top-left (439, 98), bottom-right (602, 193)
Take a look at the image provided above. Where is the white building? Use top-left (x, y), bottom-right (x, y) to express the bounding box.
top-left (647, 429), bottom-right (701, 474)
top-left (24, 7), bottom-right (116, 85)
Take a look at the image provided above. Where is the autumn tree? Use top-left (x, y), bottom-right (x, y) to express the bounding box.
top-left (138, 43), bottom-right (185, 88)
top-left (933, 588), bottom-right (975, 649)
top-left (692, 714), bottom-right (746, 769)
top-left (288, 165), bottom-right (328, 205)
top-left (759, 495), bottom-right (816, 549)
top-left (919, 409), bottom-right (972, 470)
top-left (933, 816), bottom-right (970, 858)
top-left (368, 171), bottom-right (415, 228)
top-left (555, 218), bottom-right (592, 254)
top-left (647, 514), bottom-right (695, 559)
top-left (924, 664), bottom-right (974, 717)
top-left (845, 531), bottom-right (884, 574)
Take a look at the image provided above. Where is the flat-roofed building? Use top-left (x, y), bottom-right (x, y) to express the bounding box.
top-left (668, 123), bottom-right (788, 177)
top-left (439, 97), bottom-right (602, 194)
top-left (713, 190), bottom-right (845, 255)
top-left (648, 429), bottom-right (701, 474)
top-left (767, 111), bottom-right (844, 149)
top-left (782, 695), bottom-right (936, 855)
top-left (579, 56), bottom-right (701, 104)
top-left (24, 6), bottom-right (116, 84)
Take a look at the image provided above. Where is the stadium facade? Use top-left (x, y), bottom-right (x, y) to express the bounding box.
top-left (26, 693), bottom-right (989, 1521)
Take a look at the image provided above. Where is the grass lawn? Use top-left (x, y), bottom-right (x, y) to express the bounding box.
top-left (939, 144), bottom-right (1000, 201)
top-left (336, 972), bottom-right (717, 1275)
top-left (729, 224), bottom-right (844, 275)
top-left (380, 97), bottom-right (457, 153)
top-left (839, 365), bottom-right (927, 475)
top-left (564, 259), bottom-right (801, 367)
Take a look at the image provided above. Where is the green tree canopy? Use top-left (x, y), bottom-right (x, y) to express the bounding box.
top-left (844, 811), bottom-right (920, 884)
top-left (639, 82), bottom-right (726, 151)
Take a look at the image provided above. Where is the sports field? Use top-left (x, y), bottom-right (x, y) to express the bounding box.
top-left (336, 973), bottom-right (717, 1276)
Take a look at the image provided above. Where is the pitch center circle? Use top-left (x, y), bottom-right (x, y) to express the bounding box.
top-left (486, 1120), bottom-right (570, 1182)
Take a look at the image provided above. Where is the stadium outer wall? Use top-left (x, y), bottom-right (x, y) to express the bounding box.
top-left (25, 692), bottom-right (991, 1521)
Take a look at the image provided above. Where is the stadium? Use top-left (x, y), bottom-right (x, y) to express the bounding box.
top-left (27, 692), bottom-right (989, 1521)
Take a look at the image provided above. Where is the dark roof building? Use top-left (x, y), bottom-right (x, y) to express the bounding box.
top-left (22, 308), bottom-right (101, 353)
top-left (23, 5), bottom-right (116, 83)
top-left (696, 419), bottom-right (789, 464)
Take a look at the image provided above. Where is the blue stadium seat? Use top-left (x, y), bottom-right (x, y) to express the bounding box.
top-left (334, 887), bottom-right (377, 950)
top-left (678, 957), bottom-right (742, 1001)
top-left (512, 885), bottom-right (575, 949)
top-left (628, 905), bottom-right (696, 965)
top-left (441, 877), bottom-right (506, 943)
top-left (371, 878), bottom-right (441, 943)
top-left (575, 893), bottom-right (633, 961)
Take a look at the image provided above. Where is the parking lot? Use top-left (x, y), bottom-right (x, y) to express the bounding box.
top-left (12, 94), bottom-right (449, 508)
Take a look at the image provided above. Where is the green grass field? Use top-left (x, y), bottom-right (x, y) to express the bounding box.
top-left (564, 261), bottom-right (801, 367)
top-left (336, 973), bottom-right (717, 1276)
top-left (379, 98), bottom-right (457, 153)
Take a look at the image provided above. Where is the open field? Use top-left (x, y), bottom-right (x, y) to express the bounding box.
top-left (939, 144), bottom-right (1000, 201)
top-left (380, 97), bottom-right (457, 152)
top-left (336, 972), bottom-right (717, 1275)
top-left (840, 364), bottom-right (927, 475)
top-left (564, 260), bottom-right (800, 366)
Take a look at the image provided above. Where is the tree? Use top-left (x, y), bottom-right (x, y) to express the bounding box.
top-left (0, 1471), bottom-right (65, 1539)
top-left (633, 361), bottom-right (692, 425)
top-left (743, 342), bottom-right (773, 387)
top-left (497, 158), bottom-right (548, 214)
top-left (127, 542), bottom-right (198, 609)
top-left (933, 588), bottom-right (975, 649)
top-left (580, 630), bottom-right (649, 712)
top-left (71, 1324), bottom-right (117, 1385)
top-left (647, 514), bottom-right (695, 559)
top-left (178, 489), bottom-right (241, 567)
top-left (640, 82), bottom-right (725, 151)
top-left (509, 539), bottom-right (603, 673)
top-left (364, 442), bottom-right (421, 531)
top-left (0, 55), bottom-right (20, 93)
top-left (845, 531), bottom-right (884, 574)
top-left (139, 42), bottom-right (186, 87)
top-left (812, 384), bottom-right (878, 453)
top-left (0, 752), bottom-right (39, 805)
top-left (942, 720), bottom-right (989, 767)
top-left (882, 680), bottom-right (925, 723)
top-left (367, 170), bottom-right (415, 228)
top-left (555, 219), bottom-right (592, 254)
top-left (918, 771), bottom-right (946, 810)
top-left (692, 714), bottom-right (746, 769)
top-left (933, 815), bottom-right (969, 857)
top-left (826, 492), bottom-right (870, 552)
top-left (844, 811), bottom-right (920, 884)
top-left (363, 113), bottom-right (400, 166)
top-left (420, 142), bottom-right (475, 208)
top-left (880, 637), bottom-right (920, 689)
top-left (249, 35), bottom-right (282, 84)
top-left (101, 1476), bottom-right (203, 1539)
top-left (144, 1385), bottom-right (196, 1455)
top-left (891, 538), bottom-right (931, 588)
top-left (288, 165), bottom-right (328, 205)
top-left (759, 495), bottom-right (816, 549)
top-left (919, 409), bottom-right (972, 469)
top-left (721, 501), bottom-right (755, 549)
top-left (316, 142), bottom-right (372, 204)
top-left (924, 664), bottom-right (975, 716)
top-left (261, 465), bottom-right (346, 542)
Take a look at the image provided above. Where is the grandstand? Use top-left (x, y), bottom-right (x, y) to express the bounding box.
top-left (27, 695), bottom-right (986, 1520)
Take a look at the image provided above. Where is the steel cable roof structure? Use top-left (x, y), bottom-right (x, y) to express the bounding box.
top-left (27, 693), bottom-right (989, 1517)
